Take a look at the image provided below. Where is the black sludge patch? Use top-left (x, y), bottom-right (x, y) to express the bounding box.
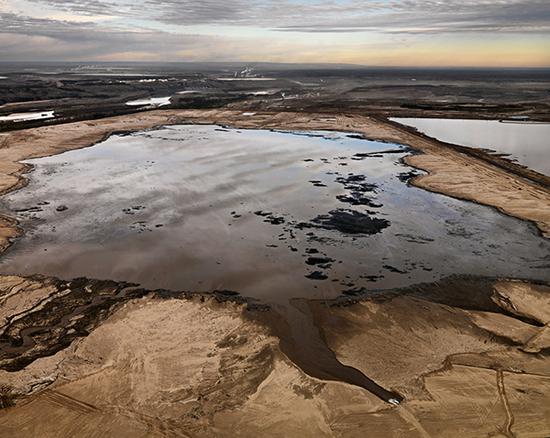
top-left (310, 209), bottom-right (390, 235)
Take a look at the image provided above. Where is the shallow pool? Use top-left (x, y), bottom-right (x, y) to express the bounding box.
top-left (0, 111), bottom-right (54, 122)
top-left (0, 125), bottom-right (548, 302)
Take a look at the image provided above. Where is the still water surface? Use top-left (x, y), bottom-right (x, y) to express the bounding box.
top-left (0, 125), bottom-right (548, 302)
top-left (391, 117), bottom-right (550, 176)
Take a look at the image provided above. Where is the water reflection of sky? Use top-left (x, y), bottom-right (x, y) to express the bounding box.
top-left (0, 111), bottom-right (54, 122)
top-left (391, 117), bottom-right (550, 176)
top-left (0, 125), bottom-right (548, 303)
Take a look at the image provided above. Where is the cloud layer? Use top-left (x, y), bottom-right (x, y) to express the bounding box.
top-left (1, 0), bottom-right (549, 65)
top-left (24, 0), bottom-right (550, 32)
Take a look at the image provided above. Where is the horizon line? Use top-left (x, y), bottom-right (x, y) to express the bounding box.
top-left (1, 61), bottom-right (550, 70)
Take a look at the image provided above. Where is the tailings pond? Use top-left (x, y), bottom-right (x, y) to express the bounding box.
top-left (391, 117), bottom-right (550, 176)
top-left (1, 124), bottom-right (549, 303)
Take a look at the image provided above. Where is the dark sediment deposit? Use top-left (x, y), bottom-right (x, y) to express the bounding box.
top-left (305, 209), bottom-right (390, 235)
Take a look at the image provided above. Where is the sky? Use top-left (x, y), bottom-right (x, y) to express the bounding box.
top-left (0, 0), bottom-right (549, 67)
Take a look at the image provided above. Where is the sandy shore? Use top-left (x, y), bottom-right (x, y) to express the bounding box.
top-left (0, 110), bottom-right (549, 436)
top-left (0, 274), bottom-right (548, 437)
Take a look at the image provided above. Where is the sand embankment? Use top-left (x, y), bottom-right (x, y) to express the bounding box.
top-left (1, 274), bottom-right (549, 437)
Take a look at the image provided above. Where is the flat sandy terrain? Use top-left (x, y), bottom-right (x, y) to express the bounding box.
top-left (0, 110), bottom-right (548, 436)
top-left (0, 275), bottom-right (548, 437)
top-left (310, 278), bottom-right (550, 437)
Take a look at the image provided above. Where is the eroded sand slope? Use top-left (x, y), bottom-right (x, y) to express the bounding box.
top-left (0, 275), bottom-right (386, 437)
top-left (0, 275), bottom-right (549, 437)
top-left (310, 278), bottom-right (550, 437)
